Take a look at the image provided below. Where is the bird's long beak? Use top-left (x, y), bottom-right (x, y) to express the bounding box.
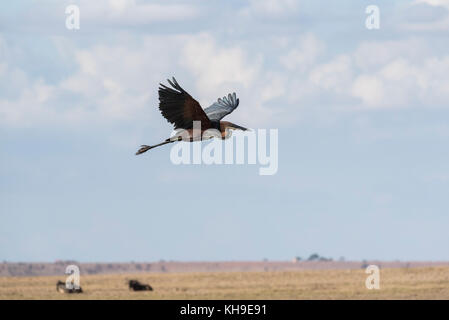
top-left (230, 124), bottom-right (248, 131)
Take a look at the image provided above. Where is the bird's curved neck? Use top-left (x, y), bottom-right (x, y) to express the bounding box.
top-left (210, 120), bottom-right (221, 131)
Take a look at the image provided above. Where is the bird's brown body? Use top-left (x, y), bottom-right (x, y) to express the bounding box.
top-left (136, 78), bottom-right (247, 155)
top-left (180, 121), bottom-right (241, 140)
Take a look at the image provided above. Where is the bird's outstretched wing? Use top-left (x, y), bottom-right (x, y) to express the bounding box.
top-left (158, 77), bottom-right (211, 130)
top-left (204, 92), bottom-right (240, 121)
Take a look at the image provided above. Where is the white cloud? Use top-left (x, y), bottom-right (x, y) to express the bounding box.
top-left (0, 34), bottom-right (182, 127)
top-left (351, 75), bottom-right (385, 107)
top-left (309, 55), bottom-right (353, 93)
top-left (0, 32), bottom-right (275, 128)
top-left (56, 35), bottom-right (195, 123)
top-left (0, 78), bottom-right (57, 127)
top-left (280, 33), bottom-right (325, 72)
top-left (181, 34), bottom-right (261, 96)
top-left (181, 34), bottom-right (284, 126)
top-left (416, 0), bottom-right (449, 8)
top-left (347, 40), bottom-right (449, 109)
top-left (81, 0), bottom-right (199, 24)
top-left (293, 38), bottom-right (449, 110)
top-left (0, 1), bottom-right (201, 36)
top-left (353, 38), bottom-right (431, 71)
top-left (240, 0), bottom-right (300, 19)
top-left (3, 24), bottom-right (449, 130)
top-left (401, 0), bottom-right (449, 30)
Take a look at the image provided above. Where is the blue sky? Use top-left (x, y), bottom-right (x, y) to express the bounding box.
top-left (1, 0), bottom-right (449, 262)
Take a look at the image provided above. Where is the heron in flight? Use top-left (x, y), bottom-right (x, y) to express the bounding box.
top-left (136, 77), bottom-right (247, 155)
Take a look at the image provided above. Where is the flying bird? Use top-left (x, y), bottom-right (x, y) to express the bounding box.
top-left (136, 77), bottom-right (247, 155)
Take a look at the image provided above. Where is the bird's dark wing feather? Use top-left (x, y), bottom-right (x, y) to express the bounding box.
top-left (158, 77), bottom-right (211, 130)
top-left (204, 92), bottom-right (240, 121)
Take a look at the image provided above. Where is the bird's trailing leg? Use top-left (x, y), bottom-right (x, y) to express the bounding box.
top-left (136, 139), bottom-right (172, 155)
top-left (135, 137), bottom-right (184, 155)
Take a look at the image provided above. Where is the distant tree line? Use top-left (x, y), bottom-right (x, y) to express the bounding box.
top-left (293, 253), bottom-right (335, 262)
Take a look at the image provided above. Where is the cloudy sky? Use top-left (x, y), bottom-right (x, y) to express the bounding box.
top-left (1, 0), bottom-right (449, 262)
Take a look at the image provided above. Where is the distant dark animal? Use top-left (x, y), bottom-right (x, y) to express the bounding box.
top-left (56, 280), bottom-right (83, 294)
top-left (128, 280), bottom-right (153, 291)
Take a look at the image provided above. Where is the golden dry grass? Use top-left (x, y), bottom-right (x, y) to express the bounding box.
top-left (1, 267), bottom-right (448, 300)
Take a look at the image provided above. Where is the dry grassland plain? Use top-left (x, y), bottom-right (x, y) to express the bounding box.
top-left (1, 267), bottom-right (448, 300)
